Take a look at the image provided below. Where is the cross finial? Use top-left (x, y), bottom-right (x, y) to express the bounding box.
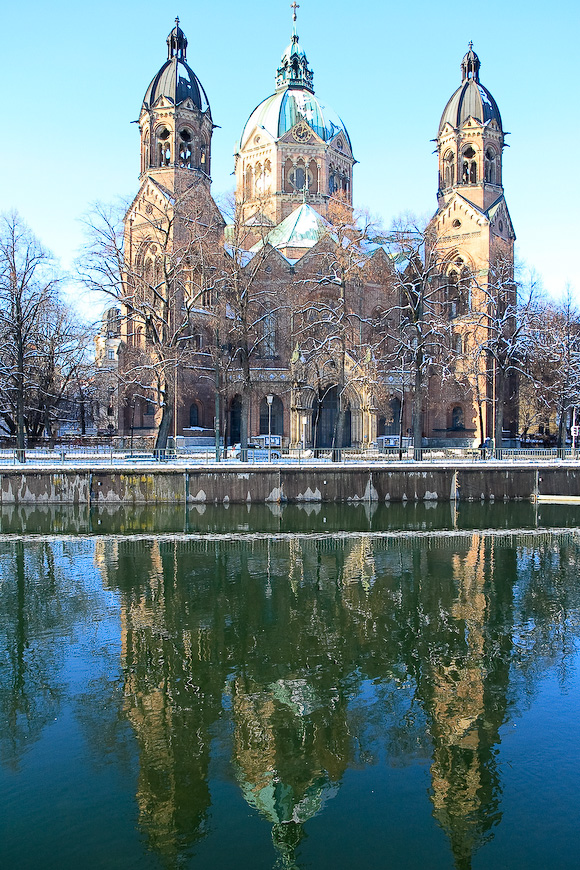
top-left (468, 40), bottom-right (473, 50)
top-left (291, 2), bottom-right (300, 23)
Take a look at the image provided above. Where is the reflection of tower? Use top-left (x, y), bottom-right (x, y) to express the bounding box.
top-left (97, 539), bottom-right (225, 867)
top-left (230, 674), bottom-right (345, 868)
top-left (421, 535), bottom-right (510, 869)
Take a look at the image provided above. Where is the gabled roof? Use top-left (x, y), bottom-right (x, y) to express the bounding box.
top-left (250, 203), bottom-right (330, 253)
top-left (432, 191), bottom-right (516, 240)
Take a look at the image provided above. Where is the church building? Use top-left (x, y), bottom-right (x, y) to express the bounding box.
top-left (118, 13), bottom-right (516, 450)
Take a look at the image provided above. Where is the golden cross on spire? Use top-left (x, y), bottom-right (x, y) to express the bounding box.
top-left (291, 2), bottom-right (300, 23)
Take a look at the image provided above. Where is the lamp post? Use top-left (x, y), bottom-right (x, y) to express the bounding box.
top-left (302, 415), bottom-right (307, 452)
top-left (266, 394), bottom-right (273, 462)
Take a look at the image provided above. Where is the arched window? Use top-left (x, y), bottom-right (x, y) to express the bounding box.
top-left (261, 311), bottom-right (277, 358)
top-left (308, 159), bottom-right (318, 193)
top-left (189, 403), bottom-right (200, 427)
top-left (447, 259), bottom-right (470, 317)
top-left (443, 150), bottom-right (455, 187)
top-left (178, 129), bottom-right (192, 168)
top-left (451, 405), bottom-right (465, 430)
top-left (255, 160), bottom-right (271, 194)
top-left (200, 142), bottom-right (207, 170)
top-left (447, 270), bottom-right (459, 318)
top-left (245, 165), bottom-right (253, 199)
top-left (143, 133), bottom-right (150, 173)
top-left (384, 398), bottom-right (401, 436)
top-left (460, 267), bottom-right (471, 312)
top-left (485, 147), bottom-right (497, 183)
top-left (259, 395), bottom-right (284, 436)
top-left (288, 160), bottom-right (308, 192)
top-left (157, 126), bottom-right (171, 167)
top-left (284, 158), bottom-right (294, 193)
top-left (462, 145), bottom-right (477, 184)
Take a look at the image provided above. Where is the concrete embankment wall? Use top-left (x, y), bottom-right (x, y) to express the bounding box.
top-left (1, 464), bottom-right (580, 505)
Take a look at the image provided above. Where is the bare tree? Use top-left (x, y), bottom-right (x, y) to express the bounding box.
top-left (292, 197), bottom-right (387, 455)
top-left (382, 217), bottom-right (453, 456)
top-left (207, 194), bottom-right (287, 456)
top-left (79, 190), bottom-right (223, 450)
top-left (524, 287), bottom-right (580, 446)
top-left (0, 213), bottom-right (89, 454)
top-left (474, 260), bottom-right (540, 445)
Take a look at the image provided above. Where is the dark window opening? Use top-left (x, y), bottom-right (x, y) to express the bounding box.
top-left (451, 405), bottom-right (465, 430)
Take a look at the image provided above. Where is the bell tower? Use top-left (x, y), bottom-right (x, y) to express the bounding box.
top-left (437, 44), bottom-right (505, 212)
top-left (139, 18), bottom-right (214, 195)
top-left (429, 45), bottom-right (517, 445)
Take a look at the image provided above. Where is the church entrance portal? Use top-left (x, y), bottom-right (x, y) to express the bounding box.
top-left (313, 386), bottom-right (352, 448)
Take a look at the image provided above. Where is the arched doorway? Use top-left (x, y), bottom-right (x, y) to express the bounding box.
top-left (229, 396), bottom-right (242, 444)
top-left (313, 386), bottom-right (352, 448)
top-left (259, 396), bottom-right (284, 436)
top-left (385, 398), bottom-right (401, 436)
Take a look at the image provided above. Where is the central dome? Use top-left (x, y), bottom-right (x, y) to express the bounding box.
top-left (239, 27), bottom-right (350, 151)
top-left (240, 88), bottom-right (351, 150)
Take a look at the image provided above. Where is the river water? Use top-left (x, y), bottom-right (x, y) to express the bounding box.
top-left (1, 502), bottom-right (580, 869)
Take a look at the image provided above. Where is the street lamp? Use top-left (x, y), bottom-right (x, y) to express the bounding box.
top-left (266, 394), bottom-right (273, 462)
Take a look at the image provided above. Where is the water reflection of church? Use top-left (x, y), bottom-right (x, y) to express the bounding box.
top-left (93, 526), bottom-right (518, 869)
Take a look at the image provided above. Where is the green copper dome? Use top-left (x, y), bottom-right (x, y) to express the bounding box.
top-left (239, 29), bottom-right (350, 151)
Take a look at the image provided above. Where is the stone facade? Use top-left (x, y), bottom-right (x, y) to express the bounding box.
top-left (118, 19), bottom-right (516, 449)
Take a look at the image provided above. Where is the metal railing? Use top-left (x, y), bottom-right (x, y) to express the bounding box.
top-left (0, 445), bottom-right (578, 466)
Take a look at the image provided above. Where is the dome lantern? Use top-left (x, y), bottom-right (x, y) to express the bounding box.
top-left (275, 5), bottom-right (314, 93)
top-left (461, 42), bottom-right (480, 83)
top-left (167, 16), bottom-right (188, 61)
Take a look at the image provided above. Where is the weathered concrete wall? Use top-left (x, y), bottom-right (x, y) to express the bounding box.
top-left (0, 463), bottom-right (579, 505)
top-left (0, 471), bottom-right (90, 504)
top-left (187, 470), bottom-right (281, 504)
top-left (458, 468), bottom-right (538, 502)
top-left (91, 470), bottom-right (186, 505)
top-left (537, 468), bottom-right (580, 497)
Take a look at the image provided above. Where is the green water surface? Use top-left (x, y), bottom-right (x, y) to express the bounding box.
top-left (1, 502), bottom-right (579, 869)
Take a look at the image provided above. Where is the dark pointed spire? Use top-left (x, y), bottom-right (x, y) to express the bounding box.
top-left (167, 16), bottom-right (188, 60)
top-left (275, 4), bottom-right (314, 92)
top-left (461, 42), bottom-right (480, 82)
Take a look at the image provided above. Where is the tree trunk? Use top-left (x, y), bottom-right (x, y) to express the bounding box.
top-left (412, 363), bottom-right (423, 460)
top-left (154, 377), bottom-right (173, 452)
top-left (494, 366), bottom-right (505, 449)
top-left (239, 343), bottom-right (251, 459)
top-left (557, 401), bottom-right (567, 448)
top-left (16, 341), bottom-right (26, 460)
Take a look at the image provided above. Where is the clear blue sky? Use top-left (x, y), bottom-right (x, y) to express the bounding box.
top-left (1, 0), bottom-right (578, 312)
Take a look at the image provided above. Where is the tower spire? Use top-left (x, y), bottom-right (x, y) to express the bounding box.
top-left (167, 16), bottom-right (188, 60)
top-left (275, 3), bottom-right (313, 91)
top-left (461, 42), bottom-right (480, 82)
